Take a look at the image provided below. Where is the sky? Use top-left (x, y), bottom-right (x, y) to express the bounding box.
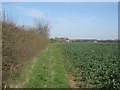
top-left (2, 2), bottom-right (118, 40)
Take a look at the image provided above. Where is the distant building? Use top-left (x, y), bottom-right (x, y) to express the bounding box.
top-left (94, 41), bottom-right (98, 43)
top-left (66, 40), bottom-right (70, 42)
top-left (59, 37), bottom-right (70, 42)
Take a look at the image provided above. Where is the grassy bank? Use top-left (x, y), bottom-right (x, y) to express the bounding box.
top-left (9, 45), bottom-right (70, 88)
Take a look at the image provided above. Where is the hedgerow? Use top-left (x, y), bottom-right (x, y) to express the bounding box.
top-left (2, 19), bottom-right (49, 87)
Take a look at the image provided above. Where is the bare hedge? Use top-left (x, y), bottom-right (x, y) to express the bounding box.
top-left (2, 21), bottom-right (49, 86)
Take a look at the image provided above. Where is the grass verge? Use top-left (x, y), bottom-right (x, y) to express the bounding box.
top-left (9, 45), bottom-right (70, 88)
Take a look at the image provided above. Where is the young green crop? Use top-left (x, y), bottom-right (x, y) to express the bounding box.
top-left (57, 42), bottom-right (120, 89)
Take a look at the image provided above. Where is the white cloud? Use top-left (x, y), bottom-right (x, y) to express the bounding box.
top-left (26, 8), bottom-right (44, 17)
top-left (15, 6), bottom-right (45, 18)
top-left (50, 15), bottom-right (101, 30)
top-left (48, 17), bottom-right (66, 22)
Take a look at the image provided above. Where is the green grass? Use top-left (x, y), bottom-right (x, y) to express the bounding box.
top-left (16, 45), bottom-right (70, 88)
top-left (8, 58), bottom-right (37, 88)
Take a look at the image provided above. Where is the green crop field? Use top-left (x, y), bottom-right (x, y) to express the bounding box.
top-left (57, 42), bottom-right (120, 89)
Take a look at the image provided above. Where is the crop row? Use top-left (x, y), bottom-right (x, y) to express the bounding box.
top-left (57, 42), bottom-right (120, 89)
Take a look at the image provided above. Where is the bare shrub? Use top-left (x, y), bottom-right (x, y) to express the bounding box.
top-left (34, 18), bottom-right (50, 37)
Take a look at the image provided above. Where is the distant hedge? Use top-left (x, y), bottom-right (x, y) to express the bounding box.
top-left (2, 21), bottom-right (49, 86)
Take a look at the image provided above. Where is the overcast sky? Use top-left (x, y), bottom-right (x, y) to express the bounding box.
top-left (3, 2), bottom-right (118, 40)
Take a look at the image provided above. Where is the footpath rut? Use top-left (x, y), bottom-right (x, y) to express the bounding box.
top-left (10, 45), bottom-right (81, 88)
top-left (22, 45), bottom-right (70, 88)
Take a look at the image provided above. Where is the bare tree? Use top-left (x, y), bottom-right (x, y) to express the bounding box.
top-left (34, 18), bottom-right (50, 37)
top-left (2, 3), bottom-right (14, 24)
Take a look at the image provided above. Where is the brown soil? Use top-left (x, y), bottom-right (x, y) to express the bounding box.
top-left (69, 74), bottom-right (79, 88)
top-left (68, 73), bottom-right (85, 88)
